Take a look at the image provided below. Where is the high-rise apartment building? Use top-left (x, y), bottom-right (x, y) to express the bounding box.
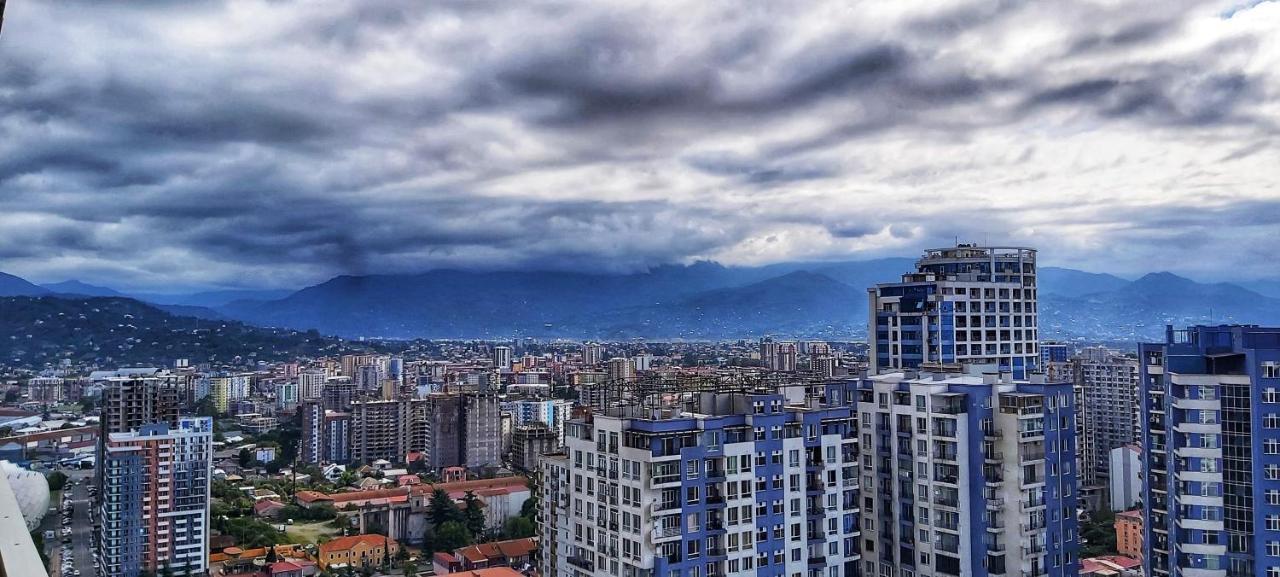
top-left (1071, 347), bottom-right (1139, 489)
top-left (299, 370), bottom-right (326, 400)
top-left (101, 377), bottom-right (180, 435)
top-left (463, 392), bottom-right (502, 468)
top-left (494, 346), bottom-right (513, 370)
top-left (608, 357), bottom-right (635, 382)
top-left (776, 342), bottom-right (798, 373)
top-left (301, 400), bottom-right (352, 465)
top-left (760, 338), bottom-right (779, 369)
top-left (869, 245), bottom-right (1039, 379)
top-left (541, 380), bottom-right (862, 577)
top-left (855, 369), bottom-right (1079, 577)
top-left (322, 377), bottom-right (357, 411)
top-left (512, 398), bottom-right (571, 446)
top-left (511, 424), bottom-right (559, 472)
top-left (341, 354), bottom-right (379, 379)
top-left (350, 399), bottom-right (427, 464)
top-left (1140, 325), bottom-right (1280, 577)
top-left (209, 376), bottom-right (231, 413)
top-left (276, 379), bottom-right (299, 410)
top-left (584, 343), bottom-right (604, 366)
top-left (98, 417), bottom-right (212, 577)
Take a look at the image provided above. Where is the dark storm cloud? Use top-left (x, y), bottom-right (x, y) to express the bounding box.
top-left (0, 0), bottom-right (1277, 290)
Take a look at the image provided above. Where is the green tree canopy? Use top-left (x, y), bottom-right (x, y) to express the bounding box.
top-left (462, 491), bottom-right (486, 537)
top-left (502, 516), bottom-right (536, 539)
top-left (432, 521), bottom-right (473, 553)
top-left (428, 488), bottom-right (462, 527)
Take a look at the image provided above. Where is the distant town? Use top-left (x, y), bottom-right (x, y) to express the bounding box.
top-left (0, 245), bottom-right (1270, 577)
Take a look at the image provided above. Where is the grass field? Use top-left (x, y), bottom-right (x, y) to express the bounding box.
top-left (286, 520), bottom-right (342, 544)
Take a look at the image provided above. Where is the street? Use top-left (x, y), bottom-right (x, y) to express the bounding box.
top-left (41, 468), bottom-right (95, 577)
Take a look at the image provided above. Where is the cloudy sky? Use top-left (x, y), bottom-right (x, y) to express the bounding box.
top-left (2, 0), bottom-right (1279, 291)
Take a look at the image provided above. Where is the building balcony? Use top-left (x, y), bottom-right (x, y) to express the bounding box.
top-left (1179, 543), bottom-right (1227, 556)
top-left (1172, 398), bottom-right (1219, 410)
top-left (651, 474), bottom-right (682, 488)
top-left (1178, 569), bottom-right (1225, 577)
top-left (568, 556), bottom-right (595, 571)
top-left (651, 501), bottom-right (680, 514)
top-left (653, 526), bottom-right (682, 542)
top-left (986, 498), bottom-right (1005, 510)
top-left (1173, 422), bottom-right (1221, 434)
top-left (1019, 498), bottom-right (1046, 511)
top-left (1176, 518), bottom-right (1224, 531)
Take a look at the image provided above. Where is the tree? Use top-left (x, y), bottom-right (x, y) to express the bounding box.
top-left (462, 491), bottom-right (486, 537)
top-left (79, 397), bottom-right (96, 412)
top-left (428, 489), bottom-right (461, 527)
top-left (238, 447), bottom-right (254, 468)
top-left (46, 471), bottom-right (68, 491)
top-left (266, 545), bottom-right (279, 563)
top-left (432, 521), bottom-right (473, 553)
top-left (502, 516), bottom-right (536, 539)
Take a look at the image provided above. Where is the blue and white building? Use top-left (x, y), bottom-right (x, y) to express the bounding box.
top-left (855, 369), bottom-right (1079, 577)
top-left (869, 245), bottom-right (1040, 379)
top-left (98, 416), bottom-right (212, 577)
top-left (541, 383), bottom-right (862, 577)
top-left (1140, 325), bottom-right (1280, 577)
top-left (509, 398), bottom-right (571, 447)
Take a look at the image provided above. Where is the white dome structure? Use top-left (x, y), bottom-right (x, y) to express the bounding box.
top-left (0, 461), bottom-right (50, 531)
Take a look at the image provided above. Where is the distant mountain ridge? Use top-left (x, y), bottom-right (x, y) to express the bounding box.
top-left (0, 296), bottom-right (371, 368)
top-left (4, 261), bottom-right (1279, 341)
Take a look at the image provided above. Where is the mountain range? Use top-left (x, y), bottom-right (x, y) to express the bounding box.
top-left (3, 259), bottom-right (1279, 341)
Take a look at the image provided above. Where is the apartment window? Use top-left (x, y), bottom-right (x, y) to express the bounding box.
top-left (1267, 516), bottom-right (1280, 531)
top-left (1266, 363), bottom-right (1280, 379)
top-left (1269, 542), bottom-right (1280, 557)
top-left (1267, 568), bottom-right (1280, 577)
top-left (1267, 414), bottom-right (1280, 429)
top-left (1268, 465), bottom-right (1280, 480)
top-left (1268, 490), bottom-right (1280, 506)
top-left (1265, 389), bottom-right (1280, 403)
top-left (1267, 440), bottom-right (1280, 455)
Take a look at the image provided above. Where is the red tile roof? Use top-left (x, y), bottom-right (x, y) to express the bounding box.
top-left (441, 569), bottom-right (525, 577)
top-left (454, 538), bottom-right (538, 565)
top-left (318, 534), bottom-right (399, 555)
top-left (411, 476), bottom-right (528, 497)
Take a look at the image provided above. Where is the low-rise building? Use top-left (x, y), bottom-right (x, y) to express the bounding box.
top-left (315, 534), bottom-right (400, 570)
top-left (1115, 509), bottom-right (1143, 561)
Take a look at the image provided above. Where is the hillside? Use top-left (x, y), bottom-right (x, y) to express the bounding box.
top-left (0, 296), bottom-right (374, 369)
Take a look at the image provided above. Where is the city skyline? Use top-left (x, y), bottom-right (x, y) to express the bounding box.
top-left (1, 1), bottom-right (1279, 291)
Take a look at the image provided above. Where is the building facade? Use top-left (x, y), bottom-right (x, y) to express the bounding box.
top-left (1140, 325), bottom-right (1280, 577)
top-left (541, 381), bottom-right (862, 577)
top-left (1109, 445), bottom-right (1142, 512)
top-left (511, 424), bottom-right (559, 472)
top-left (1074, 348), bottom-right (1140, 489)
top-left (98, 417), bottom-right (212, 577)
top-left (869, 245), bottom-right (1039, 379)
top-left (855, 370), bottom-right (1079, 577)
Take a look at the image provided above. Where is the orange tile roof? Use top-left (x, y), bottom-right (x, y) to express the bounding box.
top-left (454, 538), bottom-right (537, 565)
top-left (412, 476), bottom-right (528, 496)
top-left (442, 568), bottom-right (525, 577)
top-left (295, 490), bottom-right (333, 503)
top-left (319, 534), bottom-right (399, 555)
